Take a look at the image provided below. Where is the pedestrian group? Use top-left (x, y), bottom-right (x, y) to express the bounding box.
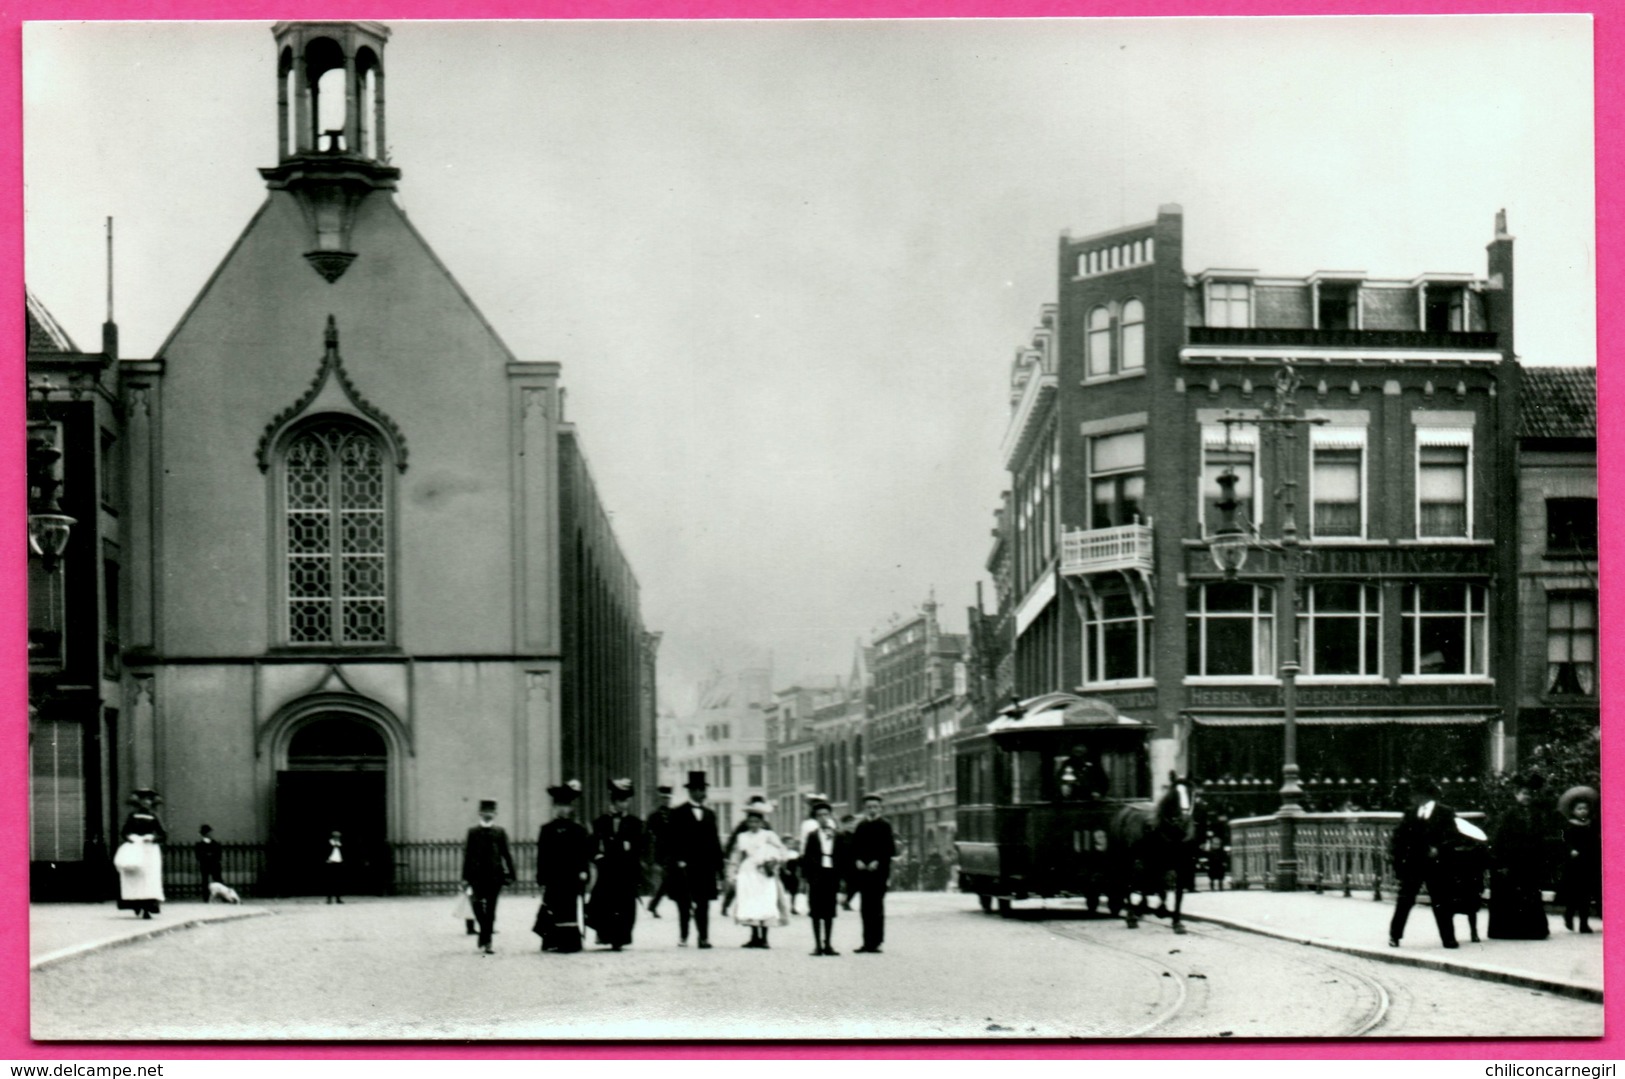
top-left (456, 770), bottom-right (898, 957)
top-left (1388, 772), bottom-right (1600, 950)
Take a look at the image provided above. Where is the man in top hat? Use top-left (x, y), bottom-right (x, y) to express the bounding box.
top-left (665, 770), bottom-right (724, 948)
top-left (461, 798), bottom-right (517, 955)
top-left (587, 779), bottom-right (645, 951)
top-left (850, 793), bottom-right (897, 953)
top-left (1389, 776), bottom-right (1460, 949)
top-left (536, 781), bottom-right (593, 953)
top-left (644, 784), bottom-right (676, 918)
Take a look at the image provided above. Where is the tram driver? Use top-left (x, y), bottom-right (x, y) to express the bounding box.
top-left (1055, 745), bottom-right (1109, 801)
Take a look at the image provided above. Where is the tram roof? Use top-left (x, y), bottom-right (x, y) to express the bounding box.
top-left (987, 693), bottom-right (1152, 734)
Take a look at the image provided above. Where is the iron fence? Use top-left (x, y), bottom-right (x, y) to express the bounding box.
top-left (159, 840), bottom-right (549, 900)
top-left (1227, 811), bottom-right (1485, 898)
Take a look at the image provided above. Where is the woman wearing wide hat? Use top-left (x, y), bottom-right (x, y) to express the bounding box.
top-left (1487, 772), bottom-right (1553, 940)
top-left (534, 780), bottom-right (593, 953)
top-left (114, 788), bottom-right (167, 919)
top-left (728, 798), bottom-right (789, 949)
top-left (586, 778), bottom-right (645, 951)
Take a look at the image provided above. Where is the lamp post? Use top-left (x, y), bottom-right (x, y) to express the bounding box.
top-left (27, 379), bottom-right (76, 573)
top-left (1209, 363), bottom-right (1323, 893)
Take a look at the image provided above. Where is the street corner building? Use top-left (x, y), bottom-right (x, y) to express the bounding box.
top-left (992, 204), bottom-right (1594, 819)
top-left (28, 21), bottom-right (660, 900)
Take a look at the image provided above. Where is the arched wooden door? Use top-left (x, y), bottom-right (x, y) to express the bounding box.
top-left (275, 714), bottom-right (389, 896)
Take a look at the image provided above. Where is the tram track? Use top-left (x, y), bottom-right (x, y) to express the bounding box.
top-left (1040, 914), bottom-right (1392, 1038)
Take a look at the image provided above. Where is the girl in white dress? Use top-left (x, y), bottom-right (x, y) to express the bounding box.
top-left (728, 804), bottom-right (788, 948)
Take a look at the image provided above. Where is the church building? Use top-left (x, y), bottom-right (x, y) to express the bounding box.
top-left (32, 21), bottom-right (656, 897)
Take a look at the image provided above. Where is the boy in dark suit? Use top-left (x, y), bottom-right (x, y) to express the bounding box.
top-left (666, 770), bottom-right (723, 949)
top-left (851, 794), bottom-right (896, 954)
top-left (461, 798), bottom-right (517, 955)
top-left (1389, 777), bottom-right (1459, 949)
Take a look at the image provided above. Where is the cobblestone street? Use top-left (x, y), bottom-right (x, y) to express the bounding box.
top-left (32, 892), bottom-right (1603, 1041)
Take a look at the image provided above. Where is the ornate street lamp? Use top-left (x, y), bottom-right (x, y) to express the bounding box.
top-left (27, 422), bottom-right (75, 573)
top-left (1206, 364), bottom-right (1324, 892)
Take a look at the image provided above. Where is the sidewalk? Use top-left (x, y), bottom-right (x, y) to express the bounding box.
top-left (31, 900), bottom-right (274, 971)
top-left (1178, 887), bottom-right (1603, 1002)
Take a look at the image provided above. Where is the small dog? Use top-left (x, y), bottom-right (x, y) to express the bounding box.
top-left (207, 881), bottom-right (242, 904)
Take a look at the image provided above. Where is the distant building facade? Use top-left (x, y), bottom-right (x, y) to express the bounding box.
top-left (864, 598), bottom-right (964, 860)
top-left (670, 666), bottom-right (772, 829)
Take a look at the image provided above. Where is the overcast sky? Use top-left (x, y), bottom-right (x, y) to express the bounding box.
top-left (24, 18), bottom-right (1594, 712)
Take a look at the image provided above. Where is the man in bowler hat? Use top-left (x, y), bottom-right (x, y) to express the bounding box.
top-left (1389, 777), bottom-right (1460, 949)
top-left (666, 771), bottom-right (724, 948)
top-left (461, 798), bottom-right (517, 955)
top-left (851, 793), bottom-right (897, 953)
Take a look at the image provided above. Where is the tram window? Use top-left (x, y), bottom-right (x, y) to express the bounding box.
top-left (1011, 750), bottom-right (1046, 803)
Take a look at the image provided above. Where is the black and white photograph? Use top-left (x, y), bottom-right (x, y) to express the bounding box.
top-left (23, 16), bottom-right (1601, 1040)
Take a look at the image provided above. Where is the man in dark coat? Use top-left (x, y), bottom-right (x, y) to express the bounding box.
top-left (850, 793), bottom-right (897, 954)
top-left (643, 785), bottom-right (675, 918)
top-left (535, 781), bottom-right (593, 953)
top-left (195, 824), bottom-right (224, 891)
top-left (665, 770), bottom-right (723, 949)
top-left (461, 798), bottom-right (517, 955)
top-left (587, 778), bottom-right (645, 951)
top-left (1388, 777), bottom-right (1460, 949)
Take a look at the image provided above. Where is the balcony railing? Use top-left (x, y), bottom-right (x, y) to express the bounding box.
top-left (1060, 521), bottom-right (1154, 577)
top-left (1227, 810), bottom-right (1484, 896)
top-left (1188, 326), bottom-right (1499, 352)
top-left (156, 840), bottom-right (556, 900)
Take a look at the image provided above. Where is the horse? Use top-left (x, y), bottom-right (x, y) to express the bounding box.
top-left (1107, 791), bottom-right (1202, 933)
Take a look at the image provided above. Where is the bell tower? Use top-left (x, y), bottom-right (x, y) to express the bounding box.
top-left (260, 22), bottom-right (400, 283)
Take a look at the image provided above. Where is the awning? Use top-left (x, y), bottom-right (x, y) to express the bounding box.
top-left (1310, 425), bottom-right (1368, 449)
top-left (1189, 714), bottom-right (1491, 728)
top-left (1415, 426), bottom-right (1473, 447)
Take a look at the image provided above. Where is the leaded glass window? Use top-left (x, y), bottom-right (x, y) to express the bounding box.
top-left (282, 422), bottom-right (390, 644)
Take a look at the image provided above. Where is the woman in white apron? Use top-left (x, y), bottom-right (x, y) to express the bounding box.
top-left (114, 788), bottom-right (166, 918)
top-left (728, 801), bottom-right (788, 949)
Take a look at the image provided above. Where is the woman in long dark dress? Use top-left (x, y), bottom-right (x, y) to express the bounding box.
top-left (1487, 774), bottom-right (1552, 940)
top-left (586, 778), bottom-right (644, 951)
top-left (1558, 795), bottom-right (1600, 933)
top-left (115, 788), bottom-right (167, 919)
top-left (534, 781), bottom-right (593, 954)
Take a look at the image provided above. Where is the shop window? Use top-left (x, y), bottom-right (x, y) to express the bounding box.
top-left (1299, 583), bottom-right (1381, 676)
top-left (1402, 583), bottom-right (1488, 677)
top-left (1187, 582), bottom-right (1275, 677)
top-left (1084, 579), bottom-right (1151, 684)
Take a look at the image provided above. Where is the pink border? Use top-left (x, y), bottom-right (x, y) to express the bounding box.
top-left (3, 0), bottom-right (1617, 1061)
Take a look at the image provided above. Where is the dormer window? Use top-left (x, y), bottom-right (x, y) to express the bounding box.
top-left (1424, 285), bottom-right (1466, 332)
top-left (1206, 282), bottom-right (1250, 328)
top-left (1316, 282), bottom-right (1359, 331)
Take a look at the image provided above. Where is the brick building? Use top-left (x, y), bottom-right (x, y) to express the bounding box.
top-left (1514, 367), bottom-right (1598, 759)
top-left (865, 598), bottom-right (964, 860)
top-left (1000, 205), bottom-right (1522, 814)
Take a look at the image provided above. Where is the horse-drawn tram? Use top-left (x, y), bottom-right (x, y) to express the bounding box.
top-left (955, 692), bottom-right (1154, 916)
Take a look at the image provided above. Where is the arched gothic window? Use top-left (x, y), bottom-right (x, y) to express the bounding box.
top-left (281, 420), bottom-right (391, 645)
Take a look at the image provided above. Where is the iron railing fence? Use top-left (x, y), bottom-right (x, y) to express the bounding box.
top-left (1227, 811), bottom-right (1485, 898)
top-left (159, 840), bottom-right (552, 900)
